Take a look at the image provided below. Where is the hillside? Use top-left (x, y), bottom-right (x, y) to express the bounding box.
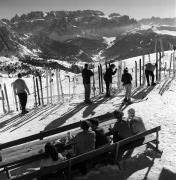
top-left (0, 51), bottom-right (176, 179)
top-left (0, 11), bottom-right (176, 70)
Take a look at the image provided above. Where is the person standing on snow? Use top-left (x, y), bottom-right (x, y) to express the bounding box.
top-left (82, 64), bottom-right (94, 103)
top-left (121, 67), bottom-right (132, 103)
top-left (12, 73), bottom-right (30, 114)
top-left (104, 64), bottom-right (117, 97)
top-left (145, 62), bottom-right (157, 86)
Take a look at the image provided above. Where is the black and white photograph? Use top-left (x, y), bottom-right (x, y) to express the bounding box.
top-left (0, 0), bottom-right (176, 179)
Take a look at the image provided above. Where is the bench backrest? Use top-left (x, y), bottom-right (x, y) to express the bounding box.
top-left (0, 112), bottom-right (114, 151)
top-left (11, 126), bottom-right (161, 180)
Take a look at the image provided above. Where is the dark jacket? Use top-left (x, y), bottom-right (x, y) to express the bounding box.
top-left (104, 67), bottom-right (117, 83)
top-left (82, 68), bottom-right (94, 84)
top-left (93, 127), bottom-right (110, 149)
top-left (121, 72), bottom-right (132, 85)
top-left (145, 63), bottom-right (155, 72)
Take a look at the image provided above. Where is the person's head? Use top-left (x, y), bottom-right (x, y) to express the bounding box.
top-left (44, 142), bottom-right (58, 161)
top-left (124, 67), bottom-right (128, 73)
top-left (114, 110), bottom-right (124, 121)
top-left (110, 64), bottom-right (115, 69)
top-left (54, 141), bottom-right (66, 153)
top-left (90, 118), bottom-right (99, 130)
top-left (80, 121), bottom-right (90, 131)
top-left (18, 73), bottom-right (22, 78)
top-left (84, 64), bottom-right (89, 69)
top-left (128, 108), bottom-right (135, 119)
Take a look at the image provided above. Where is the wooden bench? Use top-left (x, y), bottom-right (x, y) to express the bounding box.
top-left (10, 126), bottom-right (161, 180)
top-left (0, 111), bottom-right (114, 151)
top-left (0, 119), bottom-right (116, 179)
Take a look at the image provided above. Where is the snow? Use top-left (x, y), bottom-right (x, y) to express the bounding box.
top-left (99, 14), bottom-right (111, 20)
top-left (43, 12), bottom-right (47, 17)
top-left (0, 50), bottom-right (176, 179)
top-left (154, 29), bottom-right (176, 36)
top-left (140, 24), bottom-right (176, 36)
top-left (18, 44), bottom-right (38, 57)
top-left (103, 37), bottom-right (116, 48)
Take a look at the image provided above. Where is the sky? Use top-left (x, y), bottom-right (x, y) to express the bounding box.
top-left (0, 0), bottom-right (175, 20)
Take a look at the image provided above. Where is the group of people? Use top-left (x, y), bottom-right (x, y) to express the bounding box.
top-left (39, 107), bottom-right (146, 177)
top-left (12, 61), bottom-right (156, 115)
top-left (74, 108), bottom-right (146, 157)
top-left (82, 62), bottom-right (157, 103)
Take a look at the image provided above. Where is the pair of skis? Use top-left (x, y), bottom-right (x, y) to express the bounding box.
top-left (0, 83), bottom-right (10, 114)
top-left (98, 64), bottom-right (104, 94)
top-left (46, 68), bottom-right (63, 104)
top-left (33, 74), bottom-right (44, 106)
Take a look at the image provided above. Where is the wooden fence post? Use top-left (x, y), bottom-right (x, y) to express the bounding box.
top-left (115, 142), bottom-right (120, 162)
top-left (139, 59), bottom-right (142, 86)
top-left (135, 61), bottom-right (137, 87)
top-left (156, 52), bottom-right (158, 82)
top-left (142, 55), bottom-right (145, 85)
top-left (159, 52), bottom-right (162, 81)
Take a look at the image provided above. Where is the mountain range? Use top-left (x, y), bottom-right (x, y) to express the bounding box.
top-left (0, 10), bottom-right (176, 70)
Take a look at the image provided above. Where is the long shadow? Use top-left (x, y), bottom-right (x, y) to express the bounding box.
top-left (44, 95), bottom-right (113, 131)
top-left (158, 168), bottom-right (176, 180)
top-left (0, 105), bottom-right (56, 133)
top-left (10, 103), bottom-right (64, 132)
top-left (159, 78), bottom-right (174, 96)
top-left (132, 85), bottom-right (155, 100)
top-left (44, 102), bottom-right (88, 131)
top-left (117, 86), bottom-right (154, 112)
top-left (117, 149), bottom-right (162, 180)
top-left (82, 96), bottom-right (114, 118)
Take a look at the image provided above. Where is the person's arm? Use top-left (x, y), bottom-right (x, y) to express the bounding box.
top-left (112, 68), bottom-right (117, 75)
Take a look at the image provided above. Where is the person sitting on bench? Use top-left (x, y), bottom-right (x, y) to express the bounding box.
top-left (74, 121), bottom-right (95, 155)
top-left (89, 118), bottom-right (111, 149)
top-left (119, 108), bottom-right (146, 160)
top-left (107, 110), bottom-right (132, 143)
top-left (127, 108), bottom-right (146, 135)
top-left (107, 109), bottom-right (146, 160)
top-left (40, 142), bottom-right (66, 169)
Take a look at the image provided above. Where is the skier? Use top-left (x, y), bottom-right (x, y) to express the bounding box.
top-left (145, 62), bottom-right (157, 86)
top-left (121, 67), bottom-right (132, 102)
top-left (82, 64), bottom-right (94, 103)
top-left (104, 64), bottom-right (117, 97)
top-left (12, 73), bottom-right (30, 114)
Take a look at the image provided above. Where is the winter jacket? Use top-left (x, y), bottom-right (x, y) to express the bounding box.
top-left (93, 127), bottom-right (110, 149)
top-left (75, 130), bottom-right (95, 155)
top-left (82, 68), bottom-right (94, 84)
top-left (104, 67), bottom-right (117, 83)
top-left (121, 72), bottom-right (132, 85)
top-left (145, 63), bottom-right (155, 72)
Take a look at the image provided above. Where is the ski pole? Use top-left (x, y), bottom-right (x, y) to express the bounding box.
top-left (3, 83), bottom-right (10, 112)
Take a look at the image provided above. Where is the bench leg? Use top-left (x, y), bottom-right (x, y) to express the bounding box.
top-left (5, 167), bottom-right (11, 179)
top-left (147, 142), bottom-right (163, 154)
